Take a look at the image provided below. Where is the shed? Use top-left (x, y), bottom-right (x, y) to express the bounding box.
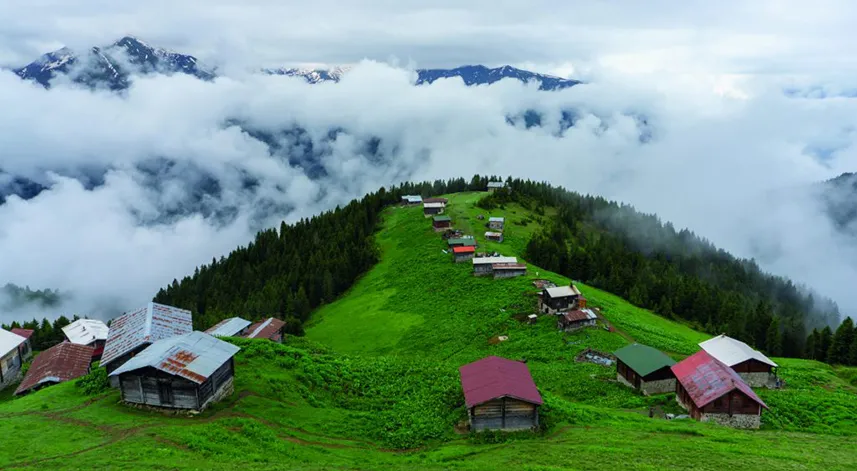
top-left (492, 263), bottom-right (527, 279)
top-left (672, 350), bottom-right (768, 429)
top-left (15, 342), bottom-right (95, 396)
top-left (488, 217), bottom-right (505, 231)
top-left (459, 356), bottom-right (542, 431)
top-left (699, 334), bottom-right (778, 387)
top-left (62, 319), bottom-right (109, 360)
top-left (423, 202), bottom-right (445, 216)
top-left (487, 181), bottom-right (507, 193)
top-left (101, 302), bottom-right (193, 377)
top-left (557, 309), bottom-right (597, 331)
top-left (432, 215), bottom-right (452, 231)
top-left (472, 256), bottom-right (517, 276)
top-left (110, 331), bottom-right (240, 411)
top-left (243, 317), bottom-right (286, 342)
top-left (447, 237), bottom-right (477, 248)
top-left (452, 245), bottom-right (476, 263)
top-left (538, 285), bottom-right (582, 315)
top-left (205, 317), bottom-right (252, 338)
top-left (10, 328), bottom-right (34, 362)
top-left (614, 344), bottom-right (676, 395)
top-left (0, 329), bottom-right (28, 389)
top-left (484, 231), bottom-right (504, 243)
top-left (402, 195), bottom-right (422, 205)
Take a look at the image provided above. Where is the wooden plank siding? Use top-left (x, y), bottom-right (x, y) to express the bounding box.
top-left (117, 358), bottom-right (235, 411)
top-left (469, 397), bottom-right (539, 431)
top-left (731, 359), bottom-right (773, 374)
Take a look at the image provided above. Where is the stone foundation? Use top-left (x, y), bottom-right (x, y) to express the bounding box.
top-left (201, 377), bottom-right (235, 411)
top-left (0, 365), bottom-right (22, 390)
top-left (738, 372), bottom-right (776, 388)
top-left (701, 412), bottom-right (761, 429)
top-left (617, 373), bottom-right (634, 389)
top-left (641, 378), bottom-right (676, 396)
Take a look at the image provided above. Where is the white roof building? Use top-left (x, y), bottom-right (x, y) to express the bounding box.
top-left (423, 202), bottom-right (445, 209)
top-left (699, 334), bottom-right (778, 368)
top-left (487, 181), bottom-right (507, 189)
top-left (204, 317), bottom-right (251, 337)
top-left (489, 217), bottom-right (505, 223)
top-left (544, 285), bottom-right (582, 298)
top-left (62, 319), bottom-right (109, 346)
top-left (472, 256), bottom-right (518, 265)
top-left (402, 195), bottom-right (423, 203)
top-left (0, 329), bottom-right (26, 359)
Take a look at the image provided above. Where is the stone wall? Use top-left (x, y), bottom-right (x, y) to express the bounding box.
top-left (201, 376), bottom-right (234, 411)
top-left (641, 378), bottom-right (676, 395)
top-left (617, 373), bottom-right (634, 389)
top-left (701, 412), bottom-right (761, 429)
top-left (738, 372), bottom-right (775, 388)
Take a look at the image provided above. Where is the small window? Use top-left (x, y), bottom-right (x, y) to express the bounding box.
top-left (158, 382), bottom-right (174, 405)
top-left (713, 397), bottom-right (724, 408)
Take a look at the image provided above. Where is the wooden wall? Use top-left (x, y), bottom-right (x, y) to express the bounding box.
top-left (470, 397), bottom-right (538, 431)
top-left (731, 359), bottom-right (772, 374)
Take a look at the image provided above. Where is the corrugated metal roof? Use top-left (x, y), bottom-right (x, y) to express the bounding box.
top-left (472, 256), bottom-right (517, 265)
top-left (109, 331), bottom-right (239, 384)
top-left (244, 317), bottom-right (286, 340)
top-left (489, 217), bottom-right (505, 222)
top-left (433, 215), bottom-right (452, 222)
top-left (100, 302), bottom-right (193, 368)
top-left (452, 246), bottom-right (476, 254)
top-left (699, 334), bottom-right (778, 368)
top-left (671, 351), bottom-right (768, 410)
top-left (492, 263), bottom-right (527, 270)
top-left (10, 328), bottom-right (34, 340)
top-left (205, 317), bottom-right (252, 337)
top-left (459, 356), bottom-right (543, 408)
top-left (62, 319), bottom-right (109, 346)
top-left (448, 238), bottom-right (477, 246)
top-left (15, 342), bottom-right (94, 395)
top-left (614, 343), bottom-right (676, 377)
top-left (484, 231), bottom-right (503, 238)
top-left (487, 182), bottom-right (506, 188)
top-left (402, 195), bottom-right (422, 203)
top-left (545, 286), bottom-right (578, 298)
top-left (423, 202), bottom-right (445, 208)
top-left (0, 328), bottom-right (26, 358)
top-left (561, 308), bottom-right (597, 322)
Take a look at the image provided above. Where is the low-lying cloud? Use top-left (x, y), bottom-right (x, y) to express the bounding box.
top-left (1, 62), bottom-right (856, 325)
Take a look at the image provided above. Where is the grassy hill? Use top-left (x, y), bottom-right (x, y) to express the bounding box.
top-left (1, 191), bottom-right (856, 470)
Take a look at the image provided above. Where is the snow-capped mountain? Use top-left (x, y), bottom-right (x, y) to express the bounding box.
top-left (14, 36), bottom-right (214, 89)
top-left (265, 66), bottom-right (351, 84)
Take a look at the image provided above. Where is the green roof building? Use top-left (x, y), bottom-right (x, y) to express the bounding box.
top-left (447, 237), bottom-right (476, 247)
top-left (614, 343), bottom-right (677, 396)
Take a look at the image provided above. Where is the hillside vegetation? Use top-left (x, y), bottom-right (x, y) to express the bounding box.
top-left (1, 190), bottom-right (856, 470)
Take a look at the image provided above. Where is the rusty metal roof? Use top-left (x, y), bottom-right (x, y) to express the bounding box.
top-left (561, 308), bottom-right (598, 322)
top-left (244, 317), bottom-right (286, 340)
top-left (62, 319), bottom-right (109, 345)
top-left (10, 328), bottom-right (34, 340)
top-left (100, 302), bottom-right (193, 368)
top-left (109, 331), bottom-right (239, 384)
top-left (205, 317), bottom-right (251, 337)
top-left (459, 356), bottom-right (543, 408)
top-left (671, 350), bottom-right (768, 410)
top-left (15, 342), bottom-right (94, 395)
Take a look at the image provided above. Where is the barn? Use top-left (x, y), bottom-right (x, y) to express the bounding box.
top-left (205, 317), bottom-right (252, 338)
top-left (459, 356), bottom-right (542, 431)
top-left (488, 217), bottom-right (505, 231)
top-left (110, 331), bottom-right (240, 412)
top-left (538, 285), bottom-right (582, 315)
top-left (472, 256), bottom-right (518, 276)
top-left (15, 342), bottom-right (95, 395)
top-left (0, 329), bottom-right (29, 389)
top-left (101, 303), bottom-right (193, 378)
top-left (452, 245), bottom-right (476, 263)
top-left (62, 319), bottom-right (109, 361)
top-left (613, 343), bottom-right (676, 395)
top-left (492, 262), bottom-right (527, 279)
top-left (699, 334), bottom-right (778, 388)
top-left (243, 317), bottom-right (286, 342)
top-left (672, 350), bottom-right (768, 429)
top-left (432, 215), bottom-right (452, 231)
top-left (556, 309), bottom-right (597, 331)
top-left (484, 231), bottom-right (504, 243)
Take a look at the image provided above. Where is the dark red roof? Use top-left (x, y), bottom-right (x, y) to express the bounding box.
top-left (561, 310), bottom-right (594, 322)
top-left (452, 246), bottom-right (476, 254)
top-left (671, 351), bottom-right (767, 410)
top-left (244, 317), bottom-right (286, 340)
top-left (10, 328), bottom-right (34, 340)
top-left (15, 342), bottom-right (94, 395)
top-left (423, 198), bottom-right (448, 204)
top-left (459, 356), bottom-right (543, 408)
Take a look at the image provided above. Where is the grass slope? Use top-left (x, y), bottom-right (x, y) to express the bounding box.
top-left (1, 191), bottom-right (856, 470)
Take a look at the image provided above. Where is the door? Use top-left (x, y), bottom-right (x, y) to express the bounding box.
top-left (158, 382), bottom-right (174, 406)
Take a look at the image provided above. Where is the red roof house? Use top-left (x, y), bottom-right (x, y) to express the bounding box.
top-left (671, 350), bottom-right (768, 429)
top-left (10, 328), bottom-right (33, 339)
top-left (15, 342), bottom-right (94, 395)
top-left (10, 328), bottom-right (34, 360)
top-left (243, 317), bottom-right (286, 342)
top-left (459, 356), bottom-right (542, 431)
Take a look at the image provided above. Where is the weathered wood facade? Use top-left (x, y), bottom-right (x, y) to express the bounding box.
top-left (675, 380), bottom-right (763, 428)
top-left (616, 361), bottom-right (675, 395)
top-left (468, 397), bottom-right (539, 431)
top-left (117, 358), bottom-right (235, 411)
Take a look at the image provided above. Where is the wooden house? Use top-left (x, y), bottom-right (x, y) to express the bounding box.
top-left (492, 263), bottom-right (527, 279)
top-left (488, 217), bottom-right (505, 231)
top-left (101, 302), bottom-right (193, 380)
top-left (484, 231), bottom-right (503, 243)
top-left (243, 317), bottom-right (286, 342)
top-left (447, 237), bottom-right (477, 249)
top-left (204, 317), bottom-right (252, 338)
top-left (423, 197), bottom-right (448, 205)
top-left (433, 215), bottom-right (452, 231)
top-left (15, 342), bottom-right (94, 396)
top-left (10, 328), bottom-right (34, 362)
top-left (423, 202), bottom-right (445, 216)
top-left (487, 181), bottom-right (507, 193)
top-left (109, 331), bottom-right (240, 412)
top-left (401, 195), bottom-right (422, 205)
top-left (472, 256), bottom-right (518, 276)
top-left (671, 351), bottom-right (768, 429)
top-left (0, 329), bottom-right (29, 390)
top-left (452, 245), bottom-right (476, 263)
top-left (699, 334), bottom-right (778, 388)
top-left (538, 285), bottom-right (582, 315)
top-left (614, 343), bottom-right (676, 395)
top-left (459, 356), bottom-right (542, 431)
top-left (557, 309), bottom-right (597, 331)
top-left (62, 319), bottom-right (109, 361)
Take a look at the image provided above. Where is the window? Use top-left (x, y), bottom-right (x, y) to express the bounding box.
top-left (713, 397), bottom-right (724, 409)
top-left (158, 382), bottom-right (174, 405)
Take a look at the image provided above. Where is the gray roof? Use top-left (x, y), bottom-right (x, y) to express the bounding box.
top-left (101, 302), bottom-right (193, 368)
top-left (545, 286), bottom-right (581, 298)
top-left (487, 182), bottom-right (506, 188)
top-left (489, 217), bottom-right (505, 223)
top-left (402, 195), bottom-right (422, 203)
top-left (109, 331), bottom-right (239, 384)
top-left (62, 319), bottom-right (109, 345)
top-left (204, 317), bottom-right (251, 337)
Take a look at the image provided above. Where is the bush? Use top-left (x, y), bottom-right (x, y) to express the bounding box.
top-left (75, 367), bottom-right (110, 396)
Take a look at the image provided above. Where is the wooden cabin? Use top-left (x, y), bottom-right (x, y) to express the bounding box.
top-left (671, 351), bottom-right (768, 429)
top-left (101, 303), bottom-right (193, 380)
top-left (452, 245), bottom-right (476, 263)
top-left (62, 319), bottom-right (109, 361)
top-left (423, 197), bottom-right (448, 205)
top-left (488, 217), bottom-right (505, 231)
top-left (10, 329), bottom-right (34, 362)
top-left (484, 231), bottom-right (504, 243)
top-left (459, 356), bottom-right (542, 431)
top-left (433, 215), bottom-right (452, 231)
top-left (110, 331), bottom-right (240, 412)
top-left (15, 343), bottom-right (94, 396)
top-left (447, 237), bottom-right (477, 249)
top-left (492, 263), bottom-right (527, 279)
top-left (538, 285), bottom-right (582, 315)
top-left (472, 256), bottom-right (518, 276)
top-left (0, 329), bottom-right (29, 390)
top-left (487, 181), bottom-right (507, 193)
top-left (205, 317), bottom-right (252, 338)
top-left (699, 334), bottom-right (778, 388)
top-left (401, 195), bottom-right (422, 205)
top-left (243, 317), bottom-right (286, 342)
top-left (423, 202), bottom-right (445, 216)
top-left (613, 343), bottom-right (676, 395)
top-left (557, 309), bottom-right (597, 331)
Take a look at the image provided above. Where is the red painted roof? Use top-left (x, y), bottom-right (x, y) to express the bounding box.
top-left (671, 351), bottom-right (768, 410)
top-left (561, 309), bottom-right (596, 322)
top-left (10, 328), bottom-right (34, 340)
top-left (452, 246), bottom-right (476, 254)
top-left (459, 356), bottom-right (543, 408)
top-left (244, 317), bottom-right (286, 340)
top-left (15, 342), bottom-right (94, 395)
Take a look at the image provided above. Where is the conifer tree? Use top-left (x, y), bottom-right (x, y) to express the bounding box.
top-left (766, 318), bottom-right (782, 357)
top-left (827, 317), bottom-right (854, 364)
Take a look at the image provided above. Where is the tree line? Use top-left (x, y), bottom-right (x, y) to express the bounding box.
top-left (2, 316), bottom-right (76, 351)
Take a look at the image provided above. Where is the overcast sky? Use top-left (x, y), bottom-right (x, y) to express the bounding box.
top-left (2, 1), bottom-right (857, 324)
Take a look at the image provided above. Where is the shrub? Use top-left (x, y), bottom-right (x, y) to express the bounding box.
top-left (75, 367), bottom-right (109, 396)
